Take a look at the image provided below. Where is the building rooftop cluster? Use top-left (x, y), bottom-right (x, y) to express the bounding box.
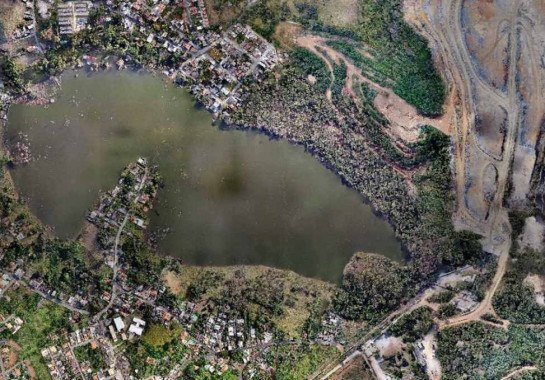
top-left (315, 312), bottom-right (343, 346)
top-left (87, 158), bottom-right (156, 232)
top-left (57, 1), bottom-right (92, 35)
top-left (0, 212), bottom-right (37, 251)
top-left (109, 0), bottom-right (280, 116)
top-left (180, 24), bottom-right (280, 116)
top-left (10, 0), bottom-right (36, 40)
top-left (28, 277), bottom-right (89, 310)
top-left (0, 315), bottom-right (24, 335)
top-left (41, 343), bottom-right (81, 380)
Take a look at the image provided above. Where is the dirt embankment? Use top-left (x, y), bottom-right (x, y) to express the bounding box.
top-left (295, 34), bottom-right (453, 143)
top-left (405, 0), bottom-right (545, 240)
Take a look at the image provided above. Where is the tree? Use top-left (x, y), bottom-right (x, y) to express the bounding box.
top-left (2, 57), bottom-right (24, 91)
top-left (333, 253), bottom-right (415, 321)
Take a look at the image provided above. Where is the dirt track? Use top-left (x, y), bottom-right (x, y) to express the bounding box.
top-left (406, 0), bottom-right (545, 239)
top-left (405, 0), bottom-right (545, 331)
top-left (295, 34), bottom-right (453, 143)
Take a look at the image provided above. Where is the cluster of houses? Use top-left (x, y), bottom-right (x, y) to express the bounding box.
top-left (315, 312), bottom-right (343, 346)
top-left (108, 0), bottom-right (280, 116)
top-left (0, 215), bottom-right (37, 252)
top-left (181, 24), bottom-right (280, 116)
top-left (87, 158), bottom-right (156, 232)
top-left (42, 320), bottom-right (131, 379)
top-left (58, 1), bottom-right (92, 35)
top-left (1, 343), bottom-right (25, 379)
top-left (41, 344), bottom-right (81, 380)
top-left (185, 0), bottom-right (209, 30)
top-left (28, 277), bottom-right (89, 311)
top-left (203, 314), bottom-right (269, 355)
top-left (0, 315), bottom-right (24, 335)
top-left (10, 0), bottom-right (35, 40)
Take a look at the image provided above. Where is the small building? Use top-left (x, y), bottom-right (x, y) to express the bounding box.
top-left (129, 317), bottom-right (146, 336)
top-left (113, 317), bottom-right (125, 332)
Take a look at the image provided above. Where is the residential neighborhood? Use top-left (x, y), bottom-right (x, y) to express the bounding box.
top-left (57, 1), bottom-right (92, 35)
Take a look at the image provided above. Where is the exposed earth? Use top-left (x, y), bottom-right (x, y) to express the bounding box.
top-left (406, 0), bottom-right (545, 239)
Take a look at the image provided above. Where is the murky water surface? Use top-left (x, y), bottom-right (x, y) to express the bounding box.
top-left (7, 70), bottom-right (403, 281)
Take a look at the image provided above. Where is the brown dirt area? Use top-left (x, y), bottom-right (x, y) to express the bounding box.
top-left (331, 355), bottom-right (373, 380)
top-left (0, 0), bottom-right (24, 40)
top-left (25, 360), bottom-right (37, 379)
top-left (523, 274), bottom-right (545, 306)
top-left (518, 217), bottom-right (545, 252)
top-left (203, 0), bottom-right (245, 26)
top-left (273, 21), bottom-right (302, 49)
top-left (316, 0), bottom-right (361, 29)
top-left (78, 222), bottom-right (100, 253)
top-left (296, 34), bottom-right (453, 143)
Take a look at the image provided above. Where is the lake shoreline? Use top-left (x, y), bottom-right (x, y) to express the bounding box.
top-left (2, 62), bottom-right (409, 282)
top-left (5, 70), bottom-right (404, 283)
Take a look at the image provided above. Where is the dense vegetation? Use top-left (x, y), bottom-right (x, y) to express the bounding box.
top-left (291, 47), bottom-right (331, 93)
top-left (438, 322), bottom-right (545, 379)
top-left (387, 306), bottom-right (433, 342)
top-left (121, 235), bottom-right (166, 286)
top-left (269, 344), bottom-right (339, 379)
top-left (127, 322), bottom-right (189, 378)
top-left (333, 253), bottom-right (415, 321)
top-left (494, 248), bottom-right (545, 324)
top-left (74, 343), bottom-right (107, 372)
top-left (428, 290), bottom-right (455, 304)
top-left (1, 56), bottom-right (24, 92)
top-left (233, 54), bottom-right (481, 321)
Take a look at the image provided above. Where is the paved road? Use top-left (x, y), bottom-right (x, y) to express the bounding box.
top-left (3, 274), bottom-right (89, 315)
top-left (28, 284), bottom-right (90, 315)
top-left (93, 167), bottom-right (148, 321)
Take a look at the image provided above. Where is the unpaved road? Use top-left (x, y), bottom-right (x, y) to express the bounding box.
top-left (405, 0), bottom-right (543, 331)
top-left (500, 366), bottom-right (538, 380)
top-left (439, 235), bottom-right (510, 330)
top-left (295, 34), bottom-right (453, 142)
top-left (406, 0), bottom-right (545, 238)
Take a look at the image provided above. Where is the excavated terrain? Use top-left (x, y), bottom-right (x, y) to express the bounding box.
top-left (406, 0), bottom-right (545, 244)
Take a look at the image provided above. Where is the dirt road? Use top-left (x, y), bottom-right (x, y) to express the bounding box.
top-left (295, 34), bottom-right (453, 142)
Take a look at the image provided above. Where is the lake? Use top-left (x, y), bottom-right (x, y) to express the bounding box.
top-left (6, 70), bottom-right (403, 282)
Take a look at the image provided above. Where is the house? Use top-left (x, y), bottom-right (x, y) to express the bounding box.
top-left (113, 317), bottom-right (125, 332)
top-left (129, 317), bottom-right (146, 336)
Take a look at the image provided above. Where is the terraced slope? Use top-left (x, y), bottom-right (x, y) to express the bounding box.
top-left (406, 0), bottom-right (545, 246)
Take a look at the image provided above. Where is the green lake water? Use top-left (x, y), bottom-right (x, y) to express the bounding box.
top-left (6, 70), bottom-right (403, 282)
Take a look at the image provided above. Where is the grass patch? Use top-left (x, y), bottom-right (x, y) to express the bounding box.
top-left (0, 290), bottom-right (71, 380)
top-left (272, 344), bottom-right (340, 379)
top-left (74, 343), bottom-right (107, 372)
top-left (438, 322), bottom-right (545, 379)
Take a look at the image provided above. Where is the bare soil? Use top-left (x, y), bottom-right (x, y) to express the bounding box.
top-left (273, 21), bottom-right (302, 49)
top-left (0, 0), bottom-right (24, 40)
top-left (330, 355), bottom-right (373, 380)
top-left (295, 34), bottom-right (453, 143)
top-left (523, 274), bottom-right (545, 307)
top-left (406, 0), bottom-right (545, 235)
top-left (518, 217), bottom-right (545, 252)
